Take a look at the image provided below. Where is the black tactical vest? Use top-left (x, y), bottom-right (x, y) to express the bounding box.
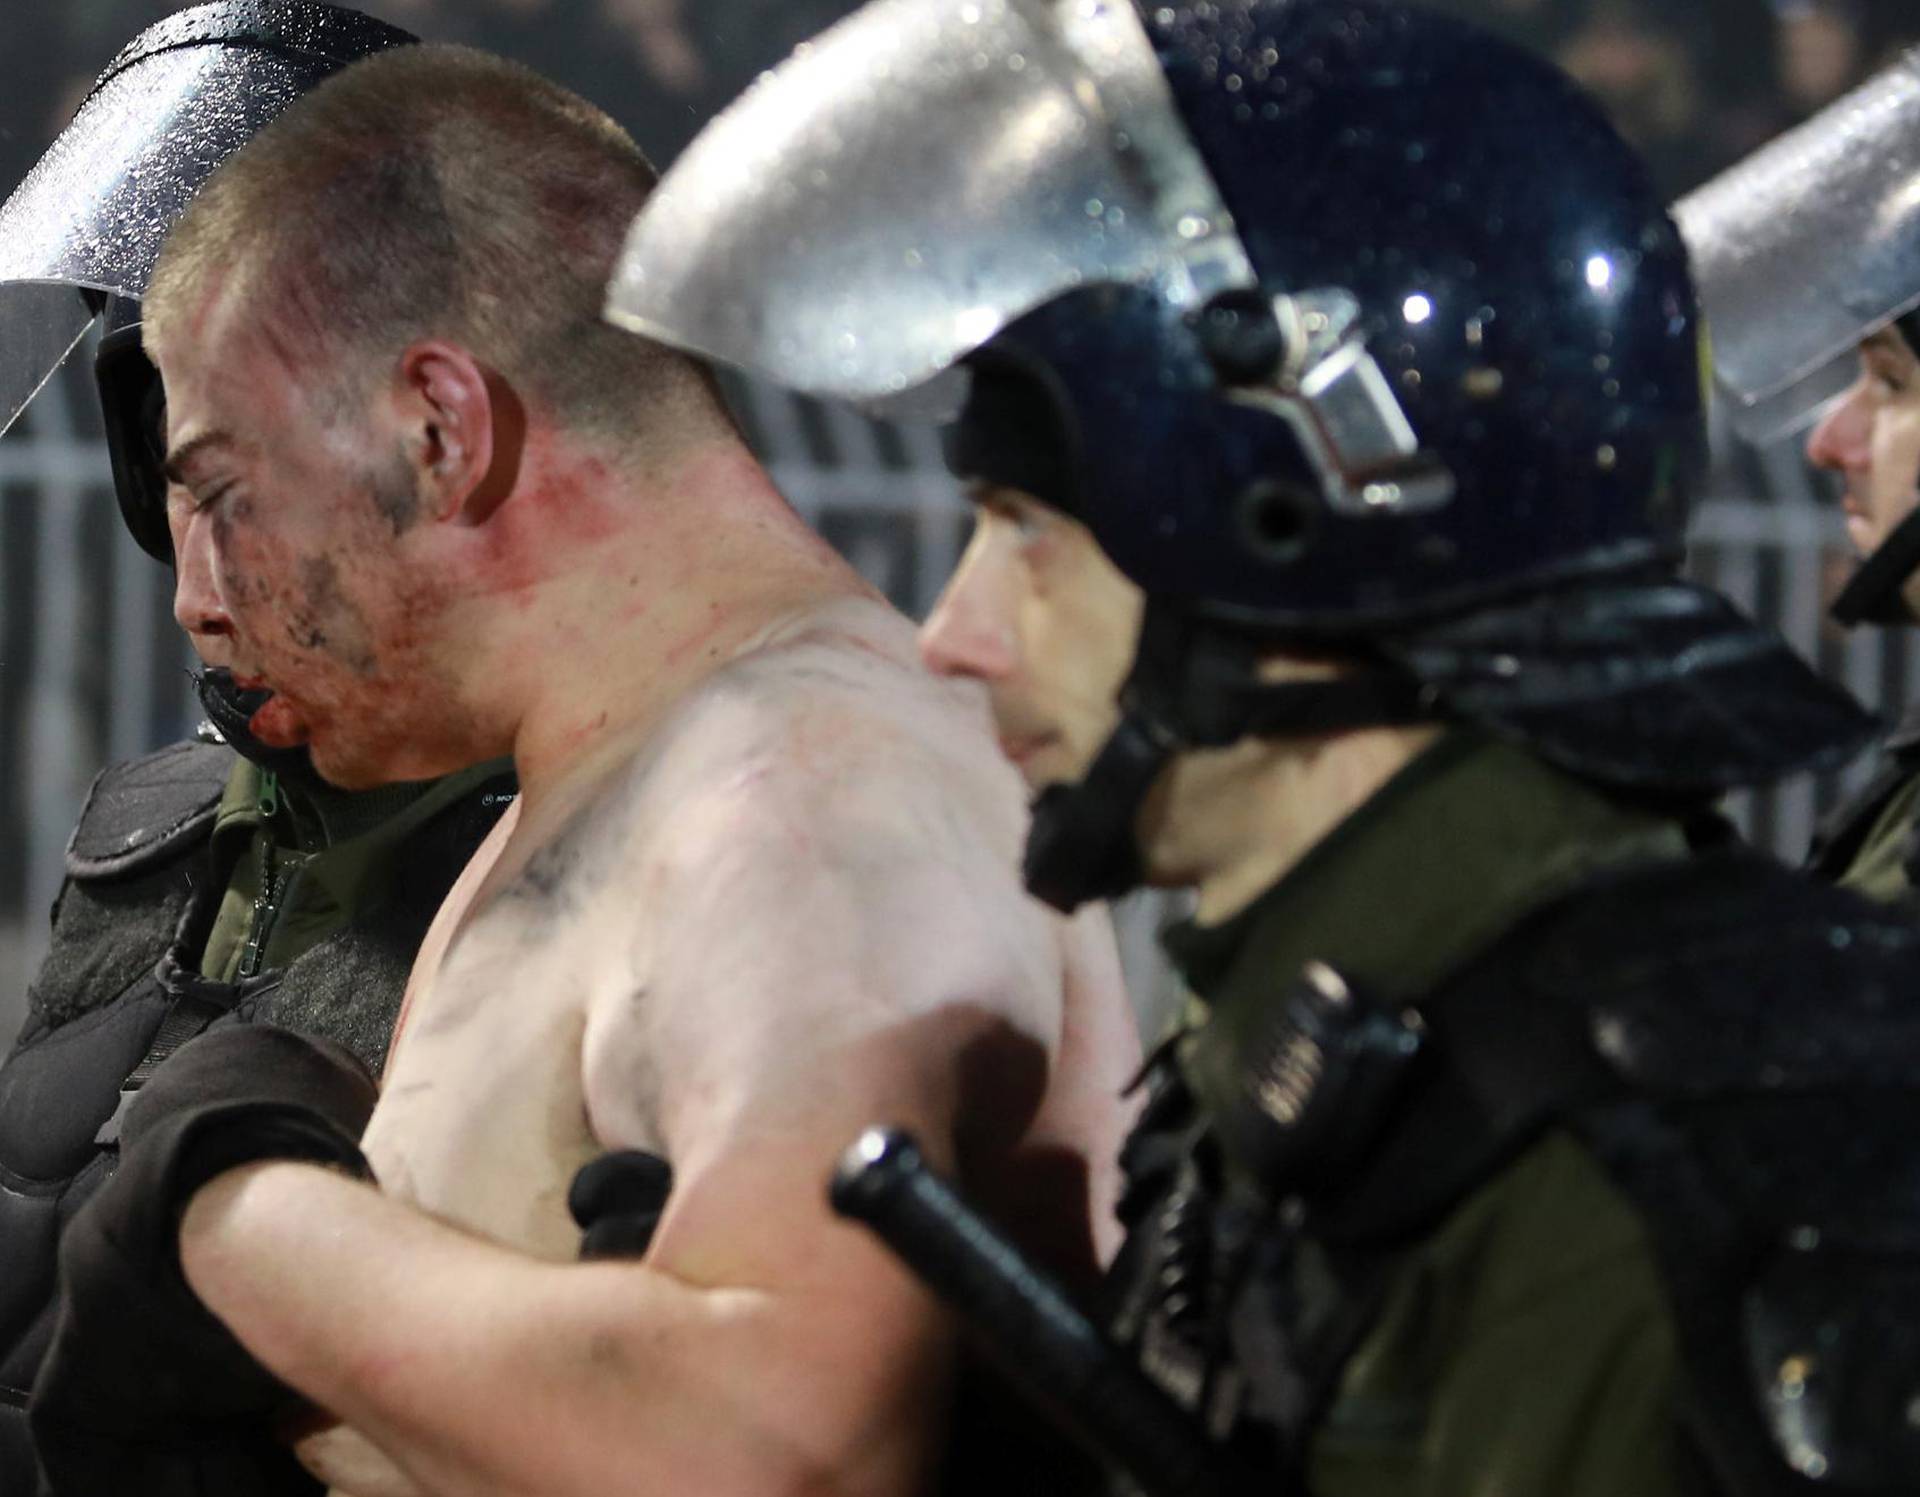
top-left (1112, 851), bottom-right (1920, 1497)
top-left (0, 741), bottom-right (511, 1481)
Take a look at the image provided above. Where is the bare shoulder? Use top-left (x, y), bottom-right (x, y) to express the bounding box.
top-left (606, 598), bottom-right (1032, 880)
top-left (490, 599), bottom-right (1026, 938)
top-left (575, 599), bottom-right (1070, 1146)
top-left (697, 598), bottom-right (1018, 799)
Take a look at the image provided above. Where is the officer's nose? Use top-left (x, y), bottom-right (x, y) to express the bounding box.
top-left (920, 538), bottom-right (1017, 682)
top-left (1807, 386), bottom-right (1872, 474)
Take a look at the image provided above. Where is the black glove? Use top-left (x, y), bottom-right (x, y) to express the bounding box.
top-left (30, 1024), bottom-right (378, 1497)
top-left (569, 1149), bottom-right (673, 1260)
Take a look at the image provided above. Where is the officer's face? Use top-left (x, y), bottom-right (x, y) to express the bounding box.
top-left (919, 485), bottom-right (1143, 789)
top-left (157, 284), bottom-right (465, 788)
top-left (1807, 327), bottom-right (1920, 601)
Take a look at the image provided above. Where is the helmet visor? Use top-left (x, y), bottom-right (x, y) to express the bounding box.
top-left (1676, 52), bottom-right (1920, 441)
top-left (0, 1), bottom-right (413, 436)
top-left (0, 290), bottom-right (98, 437)
top-left (605, 0), bottom-right (1256, 402)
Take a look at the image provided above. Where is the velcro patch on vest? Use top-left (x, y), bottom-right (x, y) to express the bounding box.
top-left (64, 742), bottom-right (232, 881)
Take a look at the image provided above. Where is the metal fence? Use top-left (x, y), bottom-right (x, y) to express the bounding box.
top-left (0, 341), bottom-right (1898, 1049)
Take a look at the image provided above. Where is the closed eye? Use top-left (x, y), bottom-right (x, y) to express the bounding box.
top-left (187, 480), bottom-right (238, 515)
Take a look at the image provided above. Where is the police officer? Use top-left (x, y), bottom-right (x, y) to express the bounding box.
top-left (0, 7), bottom-right (514, 1487)
top-left (610, 0), bottom-right (1920, 1491)
top-left (1679, 57), bottom-right (1920, 902)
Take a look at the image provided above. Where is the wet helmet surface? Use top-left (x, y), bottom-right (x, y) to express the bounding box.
top-left (966, 0), bottom-right (1703, 640)
top-left (0, 1), bottom-right (418, 555)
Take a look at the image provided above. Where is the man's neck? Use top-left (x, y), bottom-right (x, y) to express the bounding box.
top-left (472, 439), bottom-right (878, 815)
top-left (1151, 722), bottom-right (1446, 926)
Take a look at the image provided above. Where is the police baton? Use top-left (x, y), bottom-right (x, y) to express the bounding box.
top-left (829, 1126), bottom-right (1258, 1497)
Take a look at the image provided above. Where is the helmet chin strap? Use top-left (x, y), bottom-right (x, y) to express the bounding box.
top-left (1021, 604), bottom-right (1437, 913)
top-left (194, 667), bottom-right (323, 783)
top-left (1023, 712), bottom-right (1173, 914)
top-left (1832, 500), bottom-right (1920, 627)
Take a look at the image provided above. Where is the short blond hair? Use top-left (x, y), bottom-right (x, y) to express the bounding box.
top-left (149, 44), bottom-right (718, 445)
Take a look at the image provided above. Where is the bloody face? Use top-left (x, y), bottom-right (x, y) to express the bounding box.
top-left (158, 284), bottom-right (476, 788)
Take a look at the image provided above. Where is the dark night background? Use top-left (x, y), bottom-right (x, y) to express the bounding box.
top-left (3, 0), bottom-right (1918, 205)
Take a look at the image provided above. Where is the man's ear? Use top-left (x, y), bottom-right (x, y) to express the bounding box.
top-left (393, 341), bottom-right (524, 527)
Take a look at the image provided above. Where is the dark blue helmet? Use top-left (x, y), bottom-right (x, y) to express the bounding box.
top-left (612, 0), bottom-right (1873, 907)
top-left (961, 0), bottom-right (1703, 638)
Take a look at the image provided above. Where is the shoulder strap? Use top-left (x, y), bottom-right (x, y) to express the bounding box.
top-left (1188, 859), bottom-right (1681, 1244)
top-left (1303, 966), bottom-right (1620, 1244)
top-left (92, 953), bottom-right (273, 1148)
top-left (1309, 850), bottom-right (1920, 1242)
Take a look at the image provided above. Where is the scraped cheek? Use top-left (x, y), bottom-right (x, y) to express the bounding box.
top-left (213, 503), bottom-right (393, 695)
top-left (289, 554), bottom-right (380, 675)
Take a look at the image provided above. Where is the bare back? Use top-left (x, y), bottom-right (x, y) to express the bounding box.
top-left (361, 596), bottom-right (1137, 1270)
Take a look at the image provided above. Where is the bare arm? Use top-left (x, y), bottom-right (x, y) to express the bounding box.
top-left (182, 1140), bottom-right (948, 1497)
top-left (180, 694), bottom-right (1091, 1497)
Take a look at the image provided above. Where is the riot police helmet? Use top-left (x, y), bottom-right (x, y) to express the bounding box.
top-left (610, 0), bottom-right (1873, 908)
top-left (1679, 50), bottom-right (1920, 627)
top-left (93, 296), bottom-right (172, 562)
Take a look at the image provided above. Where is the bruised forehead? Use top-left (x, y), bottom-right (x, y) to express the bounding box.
top-left (150, 259), bottom-right (367, 450)
top-left (151, 266), bottom-right (364, 481)
top-left (145, 257), bottom-right (267, 382)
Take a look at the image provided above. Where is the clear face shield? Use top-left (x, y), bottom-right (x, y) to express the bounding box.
top-left (1676, 50), bottom-right (1920, 443)
top-left (0, 2), bottom-right (411, 438)
top-left (605, 0), bottom-right (1259, 409)
top-left (0, 48), bottom-right (307, 434)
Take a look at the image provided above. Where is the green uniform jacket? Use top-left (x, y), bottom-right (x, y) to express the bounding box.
top-left (1808, 705), bottom-right (1920, 905)
top-left (0, 741), bottom-right (511, 1486)
top-left (1153, 733), bottom-right (1717, 1497)
top-left (199, 756), bottom-right (511, 988)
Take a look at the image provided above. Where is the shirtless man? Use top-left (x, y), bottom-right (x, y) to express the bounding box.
top-left (32, 43), bottom-right (1137, 1497)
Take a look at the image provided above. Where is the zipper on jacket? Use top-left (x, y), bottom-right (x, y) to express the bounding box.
top-left (238, 843), bottom-right (287, 979)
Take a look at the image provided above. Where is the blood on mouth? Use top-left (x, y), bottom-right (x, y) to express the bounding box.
top-left (248, 691), bottom-right (311, 749)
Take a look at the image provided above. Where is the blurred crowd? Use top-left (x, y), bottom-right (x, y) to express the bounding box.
top-left (4, 0), bottom-right (1918, 204)
top-left (1457, 0), bottom-right (1920, 195)
top-left (0, 0), bottom-right (853, 192)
